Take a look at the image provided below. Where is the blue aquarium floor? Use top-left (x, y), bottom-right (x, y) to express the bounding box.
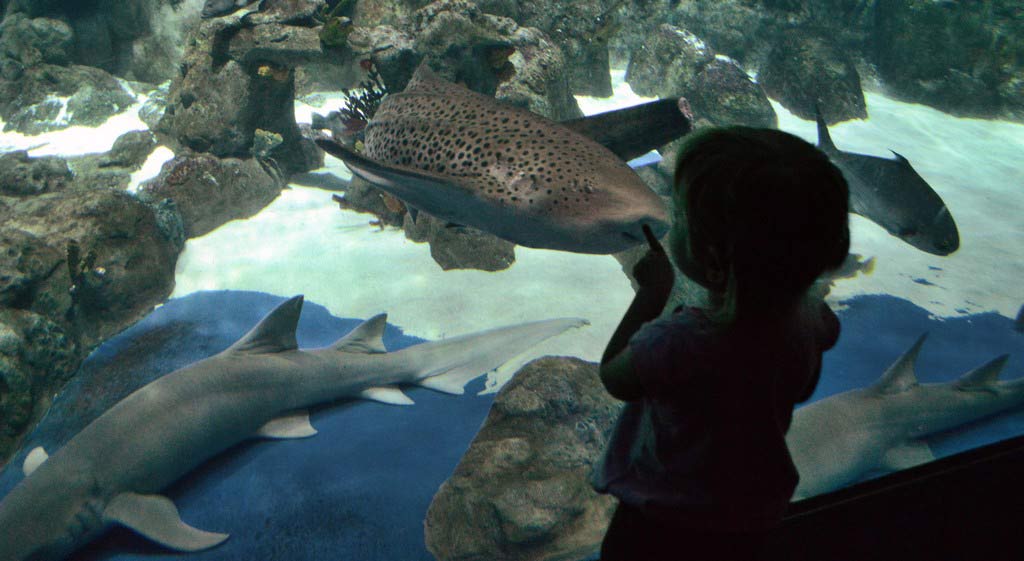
top-left (1, 291), bottom-right (1021, 561)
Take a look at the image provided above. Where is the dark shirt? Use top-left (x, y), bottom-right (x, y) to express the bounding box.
top-left (592, 300), bottom-right (840, 531)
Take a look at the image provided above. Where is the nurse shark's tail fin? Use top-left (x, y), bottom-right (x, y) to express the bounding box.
top-left (404, 318), bottom-right (589, 394)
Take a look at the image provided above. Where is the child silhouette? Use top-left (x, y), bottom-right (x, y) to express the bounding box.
top-left (593, 127), bottom-right (851, 561)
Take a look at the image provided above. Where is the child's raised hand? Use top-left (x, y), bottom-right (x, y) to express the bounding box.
top-left (633, 224), bottom-right (674, 297)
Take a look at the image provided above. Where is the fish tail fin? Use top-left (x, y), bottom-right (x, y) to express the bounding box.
top-left (862, 256), bottom-right (876, 276)
top-left (406, 318), bottom-right (589, 394)
top-left (814, 104), bottom-right (837, 152)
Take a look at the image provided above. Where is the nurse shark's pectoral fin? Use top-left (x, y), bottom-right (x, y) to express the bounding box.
top-left (256, 410), bottom-right (318, 439)
top-left (22, 446), bottom-right (49, 477)
top-left (360, 386), bottom-right (415, 405)
top-left (103, 492), bottom-right (229, 552)
top-left (882, 440), bottom-right (935, 471)
top-left (560, 98), bottom-right (694, 162)
top-left (314, 138), bottom-right (466, 203)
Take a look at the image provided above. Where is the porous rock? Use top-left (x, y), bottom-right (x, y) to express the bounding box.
top-left (137, 152), bottom-right (285, 238)
top-left (425, 356), bottom-right (620, 561)
top-left (157, 5), bottom-right (328, 176)
top-left (0, 151), bottom-right (73, 196)
top-left (3, 0), bottom-right (201, 85)
top-left (405, 212), bottom-right (516, 272)
top-left (687, 56), bottom-right (777, 128)
top-left (496, 26), bottom-right (581, 122)
top-left (0, 13), bottom-right (73, 70)
top-left (626, 24), bottom-right (716, 99)
top-left (0, 308), bottom-right (78, 465)
top-left (65, 131), bottom-right (159, 192)
top-left (759, 33), bottom-right (867, 124)
top-left (870, 0), bottom-right (1024, 120)
top-left (0, 189), bottom-right (180, 346)
top-left (500, 0), bottom-right (622, 97)
top-left (0, 64), bottom-right (137, 134)
top-left (626, 25), bottom-right (776, 131)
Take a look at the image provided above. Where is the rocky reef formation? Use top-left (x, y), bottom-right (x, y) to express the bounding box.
top-left (352, 0), bottom-right (620, 98)
top-left (0, 0), bottom-right (204, 134)
top-left (155, 0), bottom-right (326, 176)
top-left (0, 149), bottom-right (183, 461)
top-left (758, 34), bottom-right (867, 125)
top-left (137, 152), bottom-right (285, 238)
top-left (3, 0), bottom-right (199, 85)
top-left (425, 356), bottom-right (619, 561)
top-left (616, 0), bottom-right (1024, 122)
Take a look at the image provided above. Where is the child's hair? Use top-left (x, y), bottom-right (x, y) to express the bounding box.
top-left (672, 126), bottom-right (850, 322)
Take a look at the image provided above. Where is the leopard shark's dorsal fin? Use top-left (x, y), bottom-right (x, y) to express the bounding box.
top-left (560, 98), bottom-right (693, 162)
top-left (227, 296), bottom-right (303, 354)
top-left (404, 63), bottom-right (454, 95)
top-left (871, 333), bottom-right (928, 395)
top-left (331, 313), bottom-right (388, 353)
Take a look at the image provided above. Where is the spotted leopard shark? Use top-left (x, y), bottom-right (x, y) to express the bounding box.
top-left (316, 63), bottom-right (693, 254)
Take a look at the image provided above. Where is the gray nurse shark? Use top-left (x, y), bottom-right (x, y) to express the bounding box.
top-left (814, 107), bottom-right (960, 256)
top-left (0, 296), bottom-right (586, 561)
top-left (315, 63), bottom-right (690, 254)
top-left (787, 334), bottom-right (1018, 499)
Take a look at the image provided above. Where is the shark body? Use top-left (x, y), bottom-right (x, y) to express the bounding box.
top-left (0, 296), bottom-right (586, 561)
top-left (814, 109), bottom-right (960, 256)
top-left (201, 0), bottom-right (259, 18)
top-left (316, 64), bottom-right (690, 254)
top-left (788, 334), bottom-right (1018, 499)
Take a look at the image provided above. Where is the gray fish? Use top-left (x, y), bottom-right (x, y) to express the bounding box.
top-left (815, 107), bottom-right (960, 256)
top-left (316, 64), bottom-right (682, 254)
top-left (201, 0), bottom-right (259, 18)
top-left (0, 296), bottom-right (586, 561)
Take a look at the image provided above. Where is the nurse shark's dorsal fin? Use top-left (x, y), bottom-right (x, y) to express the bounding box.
top-left (870, 333), bottom-right (928, 395)
top-left (331, 313), bottom-right (388, 354)
top-left (955, 355), bottom-right (1010, 393)
top-left (227, 296), bottom-right (303, 354)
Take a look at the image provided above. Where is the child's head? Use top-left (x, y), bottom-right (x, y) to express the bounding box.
top-left (670, 126), bottom-right (850, 320)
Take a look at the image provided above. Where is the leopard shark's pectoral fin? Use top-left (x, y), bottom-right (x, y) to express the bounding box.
top-left (255, 410), bottom-right (318, 439)
top-left (315, 138), bottom-right (457, 206)
top-left (104, 492), bottom-right (229, 552)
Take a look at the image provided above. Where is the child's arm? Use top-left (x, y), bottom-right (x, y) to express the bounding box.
top-left (600, 226), bottom-right (674, 401)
